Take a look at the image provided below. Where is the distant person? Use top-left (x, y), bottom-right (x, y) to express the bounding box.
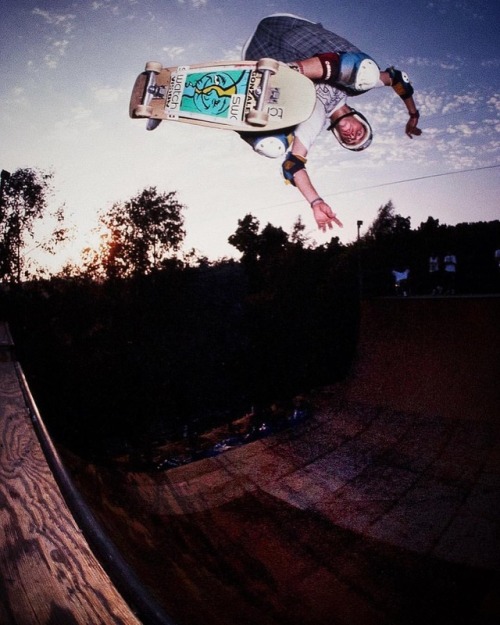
top-left (443, 253), bottom-right (457, 294)
top-left (428, 254), bottom-right (442, 295)
top-left (241, 14), bottom-right (422, 232)
top-left (392, 268), bottom-right (410, 296)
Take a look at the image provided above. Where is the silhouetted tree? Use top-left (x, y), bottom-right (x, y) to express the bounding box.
top-left (98, 187), bottom-right (186, 279)
top-left (258, 223), bottom-right (289, 260)
top-left (228, 213), bottom-right (262, 290)
top-left (0, 168), bottom-right (67, 283)
top-left (367, 200), bottom-right (411, 240)
top-left (289, 216), bottom-right (309, 248)
top-left (418, 216), bottom-right (441, 237)
top-left (228, 213), bottom-right (260, 263)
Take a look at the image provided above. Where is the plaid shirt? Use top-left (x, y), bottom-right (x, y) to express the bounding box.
top-left (243, 15), bottom-right (361, 63)
top-left (243, 15), bottom-right (365, 151)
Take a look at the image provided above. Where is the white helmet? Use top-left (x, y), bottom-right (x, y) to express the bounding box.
top-left (329, 107), bottom-right (373, 151)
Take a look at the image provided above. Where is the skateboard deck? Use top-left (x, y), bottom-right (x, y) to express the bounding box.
top-left (129, 59), bottom-right (316, 132)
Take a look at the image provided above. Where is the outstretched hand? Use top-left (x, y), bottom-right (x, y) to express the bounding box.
top-left (312, 201), bottom-right (343, 232)
top-left (405, 116), bottom-right (422, 138)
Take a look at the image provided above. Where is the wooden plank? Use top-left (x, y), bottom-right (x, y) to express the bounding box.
top-left (0, 355), bottom-right (143, 624)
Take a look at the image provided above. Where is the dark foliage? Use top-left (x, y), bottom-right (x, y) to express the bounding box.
top-left (3, 206), bottom-right (500, 460)
top-left (6, 253), bottom-right (359, 458)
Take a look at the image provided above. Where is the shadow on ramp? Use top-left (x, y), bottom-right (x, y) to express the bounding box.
top-left (66, 296), bottom-right (500, 625)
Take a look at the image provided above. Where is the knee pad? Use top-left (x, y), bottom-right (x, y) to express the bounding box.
top-left (250, 132), bottom-right (293, 158)
top-left (336, 52), bottom-right (380, 93)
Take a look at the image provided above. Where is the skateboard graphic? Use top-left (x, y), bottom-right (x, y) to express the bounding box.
top-left (129, 59), bottom-right (316, 132)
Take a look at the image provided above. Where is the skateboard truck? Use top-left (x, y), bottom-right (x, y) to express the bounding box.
top-left (246, 58), bottom-right (280, 126)
top-left (133, 61), bottom-right (164, 118)
top-left (147, 85), bottom-right (166, 99)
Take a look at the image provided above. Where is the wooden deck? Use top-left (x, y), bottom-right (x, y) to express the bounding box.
top-left (0, 323), bottom-right (173, 624)
top-left (1, 296), bottom-right (499, 625)
top-left (67, 296), bottom-right (500, 625)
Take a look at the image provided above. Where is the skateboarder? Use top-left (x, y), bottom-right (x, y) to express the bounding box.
top-left (242, 14), bottom-right (422, 232)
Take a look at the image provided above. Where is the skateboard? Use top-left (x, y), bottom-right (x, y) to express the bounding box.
top-left (129, 59), bottom-right (316, 132)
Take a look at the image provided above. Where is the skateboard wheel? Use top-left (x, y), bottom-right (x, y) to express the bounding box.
top-left (145, 61), bottom-right (162, 73)
top-left (134, 104), bottom-right (153, 118)
top-left (257, 58), bottom-right (279, 74)
top-left (246, 110), bottom-right (269, 126)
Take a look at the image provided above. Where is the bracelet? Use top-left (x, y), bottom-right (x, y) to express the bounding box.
top-left (310, 197), bottom-right (323, 207)
top-left (409, 110), bottom-right (420, 119)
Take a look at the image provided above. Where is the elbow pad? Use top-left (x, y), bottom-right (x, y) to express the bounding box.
top-left (386, 67), bottom-right (414, 100)
top-left (282, 152), bottom-right (307, 186)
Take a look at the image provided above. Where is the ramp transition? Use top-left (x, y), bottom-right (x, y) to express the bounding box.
top-left (1, 296), bottom-right (499, 625)
top-left (0, 323), bottom-right (173, 625)
top-left (67, 296), bottom-right (500, 625)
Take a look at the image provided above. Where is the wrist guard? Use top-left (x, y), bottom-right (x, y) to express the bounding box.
top-left (282, 153), bottom-right (307, 186)
top-left (386, 67), bottom-right (414, 100)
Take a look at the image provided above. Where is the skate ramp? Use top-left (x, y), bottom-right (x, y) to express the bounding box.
top-left (1, 296), bottom-right (499, 624)
top-left (69, 295), bottom-right (500, 625)
top-left (0, 339), bottom-right (151, 624)
top-left (344, 295), bottom-right (500, 422)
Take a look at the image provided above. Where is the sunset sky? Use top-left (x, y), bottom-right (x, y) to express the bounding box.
top-left (1, 0), bottom-right (499, 269)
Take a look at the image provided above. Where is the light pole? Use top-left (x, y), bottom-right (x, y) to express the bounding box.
top-left (356, 220), bottom-right (363, 299)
